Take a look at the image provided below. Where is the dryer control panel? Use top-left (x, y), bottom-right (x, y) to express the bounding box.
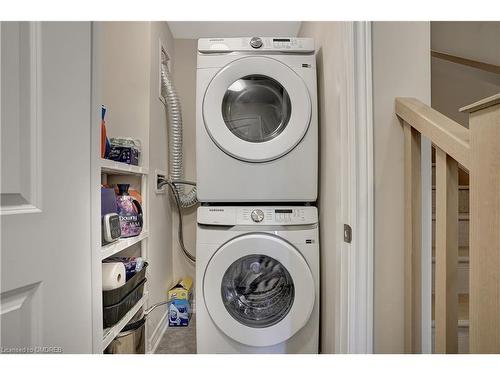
top-left (198, 37), bottom-right (315, 53)
top-left (197, 206), bottom-right (318, 226)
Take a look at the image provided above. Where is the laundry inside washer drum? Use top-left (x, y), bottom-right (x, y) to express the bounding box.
top-left (222, 75), bottom-right (292, 143)
top-left (221, 254), bottom-right (295, 328)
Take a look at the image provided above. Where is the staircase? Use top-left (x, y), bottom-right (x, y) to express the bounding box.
top-left (432, 165), bottom-right (469, 353)
top-left (396, 93), bottom-right (500, 354)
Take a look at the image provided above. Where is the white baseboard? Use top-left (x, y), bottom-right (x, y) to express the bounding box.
top-left (148, 311), bottom-right (169, 354)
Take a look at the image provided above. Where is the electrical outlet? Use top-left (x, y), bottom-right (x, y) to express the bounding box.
top-left (155, 169), bottom-right (167, 194)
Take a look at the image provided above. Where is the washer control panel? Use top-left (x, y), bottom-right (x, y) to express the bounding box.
top-left (241, 207), bottom-right (312, 224)
top-left (197, 206), bottom-right (318, 226)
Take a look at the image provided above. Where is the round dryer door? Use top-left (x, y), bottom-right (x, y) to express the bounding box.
top-left (203, 233), bottom-right (315, 347)
top-left (203, 56), bottom-right (312, 163)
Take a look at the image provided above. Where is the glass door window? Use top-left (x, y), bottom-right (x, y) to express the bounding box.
top-left (221, 254), bottom-right (295, 328)
top-left (222, 75), bottom-right (292, 143)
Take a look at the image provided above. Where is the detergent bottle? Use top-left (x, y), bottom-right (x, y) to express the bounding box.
top-left (116, 184), bottom-right (143, 238)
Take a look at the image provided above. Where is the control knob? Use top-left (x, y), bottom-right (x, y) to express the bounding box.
top-left (251, 209), bottom-right (264, 222)
top-left (250, 37), bottom-right (263, 49)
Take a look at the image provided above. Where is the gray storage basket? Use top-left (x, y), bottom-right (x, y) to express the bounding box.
top-left (103, 278), bottom-right (146, 328)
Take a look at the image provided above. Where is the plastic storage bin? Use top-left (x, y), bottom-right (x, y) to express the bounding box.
top-left (103, 278), bottom-right (146, 328)
top-left (108, 138), bottom-right (141, 166)
top-left (102, 262), bottom-right (148, 307)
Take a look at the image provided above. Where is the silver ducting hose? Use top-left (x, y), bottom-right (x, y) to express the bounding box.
top-left (161, 61), bottom-right (197, 208)
top-left (158, 178), bottom-right (196, 263)
top-left (160, 60), bottom-right (197, 263)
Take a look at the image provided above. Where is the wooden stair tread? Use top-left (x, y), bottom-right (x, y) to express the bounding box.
top-left (432, 213), bottom-right (469, 220)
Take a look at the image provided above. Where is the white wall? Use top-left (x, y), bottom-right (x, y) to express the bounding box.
top-left (298, 21), bottom-right (349, 354)
top-left (168, 21), bottom-right (301, 39)
top-left (431, 22), bottom-right (500, 127)
top-left (101, 23), bottom-right (151, 164)
top-left (100, 21), bottom-right (175, 348)
top-left (431, 22), bottom-right (500, 66)
top-left (372, 21), bottom-right (431, 353)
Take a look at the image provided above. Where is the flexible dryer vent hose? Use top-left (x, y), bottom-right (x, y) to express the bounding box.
top-left (160, 60), bottom-right (197, 263)
top-left (161, 61), bottom-right (198, 208)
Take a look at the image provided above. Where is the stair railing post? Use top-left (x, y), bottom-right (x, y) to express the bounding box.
top-left (403, 121), bottom-right (422, 353)
top-left (460, 94), bottom-right (500, 353)
top-left (434, 146), bottom-right (459, 353)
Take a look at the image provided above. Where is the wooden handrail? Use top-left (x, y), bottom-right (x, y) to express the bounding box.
top-left (460, 93), bottom-right (500, 113)
top-left (431, 50), bottom-right (500, 75)
top-left (395, 98), bottom-right (471, 170)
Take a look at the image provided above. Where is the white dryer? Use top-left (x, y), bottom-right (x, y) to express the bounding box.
top-left (196, 37), bottom-right (318, 202)
top-left (196, 206), bottom-right (319, 353)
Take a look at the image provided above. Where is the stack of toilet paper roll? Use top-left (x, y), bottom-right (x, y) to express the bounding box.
top-left (102, 262), bottom-right (126, 291)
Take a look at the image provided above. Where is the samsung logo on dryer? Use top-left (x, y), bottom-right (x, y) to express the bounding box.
top-left (208, 208), bottom-right (225, 212)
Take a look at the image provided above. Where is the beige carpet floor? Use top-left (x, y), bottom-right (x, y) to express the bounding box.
top-left (155, 314), bottom-right (196, 354)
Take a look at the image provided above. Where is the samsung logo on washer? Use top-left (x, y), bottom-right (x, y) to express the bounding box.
top-left (208, 208), bottom-right (224, 212)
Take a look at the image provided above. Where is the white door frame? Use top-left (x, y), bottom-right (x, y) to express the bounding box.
top-left (336, 21), bottom-right (374, 354)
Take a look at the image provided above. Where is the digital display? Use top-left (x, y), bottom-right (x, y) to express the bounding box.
top-left (273, 38), bottom-right (290, 42)
top-left (275, 209), bottom-right (293, 213)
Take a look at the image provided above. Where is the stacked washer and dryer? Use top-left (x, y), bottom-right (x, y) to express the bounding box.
top-left (195, 37), bottom-right (319, 354)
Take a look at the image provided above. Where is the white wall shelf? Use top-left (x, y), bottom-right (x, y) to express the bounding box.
top-left (101, 232), bottom-right (149, 260)
top-left (92, 23), bottom-right (151, 354)
top-left (101, 158), bottom-right (148, 175)
top-left (102, 292), bottom-right (149, 351)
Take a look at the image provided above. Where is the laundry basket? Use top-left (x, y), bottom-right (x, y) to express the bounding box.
top-left (104, 310), bottom-right (145, 354)
top-left (104, 300), bottom-right (171, 354)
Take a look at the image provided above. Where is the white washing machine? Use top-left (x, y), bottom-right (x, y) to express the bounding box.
top-left (196, 206), bottom-right (319, 353)
top-left (196, 37), bottom-right (318, 202)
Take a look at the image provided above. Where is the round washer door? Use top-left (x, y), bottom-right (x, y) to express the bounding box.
top-left (203, 56), bottom-right (311, 163)
top-left (203, 233), bottom-right (315, 347)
